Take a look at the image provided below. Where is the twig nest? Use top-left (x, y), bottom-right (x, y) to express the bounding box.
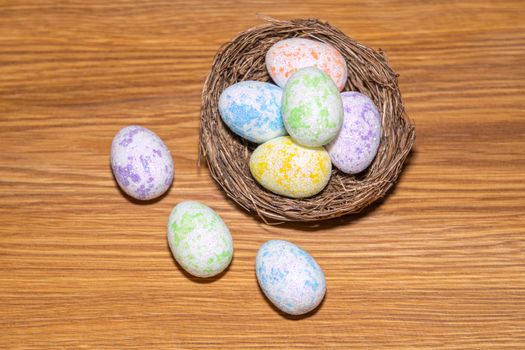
top-left (199, 18), bottom-right (415, 223)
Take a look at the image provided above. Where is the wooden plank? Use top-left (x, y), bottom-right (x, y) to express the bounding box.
top-left (1, 0), bottom-right (524, 348)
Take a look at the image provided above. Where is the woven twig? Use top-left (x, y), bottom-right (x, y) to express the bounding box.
top-left (199, 18), bottom-right (416, 223)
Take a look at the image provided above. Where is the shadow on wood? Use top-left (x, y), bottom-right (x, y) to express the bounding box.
top-left (254, 270), bottom-right (326, 320)
top-left (166, 240), bottom-right (233, 284)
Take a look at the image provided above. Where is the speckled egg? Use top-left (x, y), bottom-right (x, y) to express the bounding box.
top-left (282, 67), bottom-right (343, 147)
top-left (249, 136), bottom-right (331, 198)
top-left (218, 81), bottom-right (287, 143)
top-left (110, 125), bottom-right (173, 200)
top-left (167, 201), bottom-right (233, 278)
top-left (326, 92), bottom-right (382, 174)
top-left (266, 38), bottom-right (348, 91)
top-left (256, 240), bottom-right (326, 316)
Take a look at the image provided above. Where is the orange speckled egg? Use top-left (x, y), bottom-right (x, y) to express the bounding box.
top-left (266, 38), bottom-right (347, 91)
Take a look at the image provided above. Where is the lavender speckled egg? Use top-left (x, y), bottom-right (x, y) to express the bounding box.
top-left (266, 38), bottom-right (348, 91)
top-left (325, 92), bottom-right (382, 174)
top-left (219, 81), bottom-right (287, 143)
top-left (167, 201), bottom-right (233, 278)
top-left (256, 240), bottom-right (326, 316)
top-left (110, 125), bottom-right (174, 200)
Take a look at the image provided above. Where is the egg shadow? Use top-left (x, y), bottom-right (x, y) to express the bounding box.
top-left (166, 240), bottom-right (233, 284)
top-left (109, 163), bottom-right (173, 205)
top-left (255, 271), bottom-right (326, 320)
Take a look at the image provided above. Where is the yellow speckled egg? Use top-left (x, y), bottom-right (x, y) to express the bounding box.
top-left (249, 136), bottom-right (332, 198)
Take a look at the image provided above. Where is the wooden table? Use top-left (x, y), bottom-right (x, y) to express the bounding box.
top-left (1, 1), bottom-right (524, 348)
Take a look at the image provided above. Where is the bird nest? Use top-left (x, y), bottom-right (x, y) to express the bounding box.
top-left (199, 17), bottom-right (415, 223)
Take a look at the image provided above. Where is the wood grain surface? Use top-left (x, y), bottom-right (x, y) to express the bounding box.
top-left (1, 1), bottom-right (524, 349)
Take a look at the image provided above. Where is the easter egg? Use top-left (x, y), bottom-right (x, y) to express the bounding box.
top-left (256, 240), bottom-right (326, 316)
top-left (110, 125), bottom-right (173, 200)
top-left (326, 92), bottom-right (382, 174)
top-left (167, 201), bottom-right (233, 278)
top-left (218, 81), bottom-right (287, 143)
top-left (282, 67), bottom-right (343, 147)
top-left (249, 136), bottom-right (331, 198)
top-left (266, 37), bottom-right (347, 91)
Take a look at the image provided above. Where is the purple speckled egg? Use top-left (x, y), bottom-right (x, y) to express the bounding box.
top-left (325, 92), bottom-right (382, 174)
top-left (110, 125), bottom-right (174, 200)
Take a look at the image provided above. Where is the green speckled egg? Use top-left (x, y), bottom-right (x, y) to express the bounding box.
top-left (282, 66), bottom-right (343, 147)
top-left (167, 201), bottom-right (233, 278)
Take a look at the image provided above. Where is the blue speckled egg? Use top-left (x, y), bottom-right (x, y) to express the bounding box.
top-left (255, 240), bottom-right (326, 316)
top-left (218, 81), bottom-right (287, 143)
